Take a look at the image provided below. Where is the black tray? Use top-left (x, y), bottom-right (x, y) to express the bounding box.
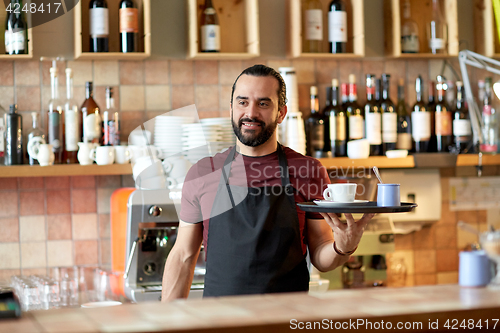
top-left (297, 202), bottom-right (417, 214)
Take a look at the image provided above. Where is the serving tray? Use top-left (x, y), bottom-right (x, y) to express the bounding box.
top-left (297, 201), bottom-right (417, 214)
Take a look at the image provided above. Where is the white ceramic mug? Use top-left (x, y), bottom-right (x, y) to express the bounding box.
top-left (114, 145), bottom-right (133, 164)
top-left (347, 139), bottom-right (370, 159)
top-left (323, 183), bottom-right (357, 202)
top-left (28, 143), bottom-right (55, 167)
top-left (163, 155), bottom-right (192, 179)
top-left (90, 146), bottom-right (115, 165)
top-left (77, 142), bottom-right (98, 165)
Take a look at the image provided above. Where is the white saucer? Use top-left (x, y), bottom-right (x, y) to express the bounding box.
top-left (81, 301), bottom-right (122, 308)
top-left (313, 200), bottom-right (369, 207)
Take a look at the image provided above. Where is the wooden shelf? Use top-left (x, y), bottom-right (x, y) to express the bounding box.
top-left (318, 156), bottom-right (415, 169)
top-left (383, 0), bottom-right (459, 57)
top-left (0, 164), bottom-right (132, 178)
top-left (74, 0), bottom-right (151, 60)
top-left (187, 0), bottom-right (259, 59)
top-left (286, 0), bottom-right (364, 58)
top-left (456, 154), bottom-right (500, 166)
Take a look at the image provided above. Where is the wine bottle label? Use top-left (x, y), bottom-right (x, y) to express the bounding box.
top-left (0, 119), bottom-right (4, 155)
top-left (411, 111), bottom-right (431, 141)
top-left (120, 8), bottom-right (139, 33)
top-left (328, 11), bottom-right (347, 43)
top-left (310, 124), bottom-right (324, 151)
top-left (335, 114), bottom-right (346, 141)
top-left (382, 112), bottom-right (397, 143)
top-left (329, 115), bottom-right (336, 142)
top-left (453, 119), bottom-right (471, 137)
top-left (65, 109), bottom-right (79, 152)
top-left (201, 24), bottom-right (220, 51)
top-left (5, 31), bottom-right (25, 53)
top-left (348, 115), bottom-right (364, 140)
top-left (396, 133), bottom-right (412, 150)
top-left (429, 37), bottom-right (445, 50)
top-left (84, 113), bottom-right (102, 141)
top-left (48, 112), bottom-right (62, 150)
top-left (435, 111), bottom-right (452, 136)
top-left (90, 8), bottom-right (109, 37)
top-left (401, 34), bottom-right (419, 53)
top-left (365, 112), bottom-right (382, 145)
top-left (305, 9), bottom-right (323, 41)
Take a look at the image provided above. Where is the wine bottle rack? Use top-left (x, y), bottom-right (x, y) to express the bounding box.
top-left (186, 0), bottom-right (259, 60)
top-left (286, 0), bottom-right (365, 59)
top-left (384, 0), bottom-right (459, 58)
top-left (0, 1), bottom-right (33, 60)
top-left (74, 0), bottom-right (151, 60)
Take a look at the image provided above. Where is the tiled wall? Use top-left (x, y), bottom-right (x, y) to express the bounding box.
top-left (0, 57), bottom-right (499, 286)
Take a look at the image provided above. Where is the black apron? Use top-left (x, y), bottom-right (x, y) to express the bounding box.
top-left (203, 144), bottom-right (310, 297)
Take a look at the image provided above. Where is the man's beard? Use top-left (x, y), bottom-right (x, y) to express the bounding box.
top-left (231, 112), bottom-right (278, 147)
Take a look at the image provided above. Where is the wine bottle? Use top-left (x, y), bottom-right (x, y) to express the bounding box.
top-left (345, 75), bottom-right (364, 141)
top-left (364, 74), bottom-right (382, 156)
top-left (324, 79), bottom-right (347, 157)
top-left (200, 0), bottom-right (220, 52)
top-left (0, 104), bottom-right (6, 165)
top-left (64, 68), bottom-right (79, 164)
top-left (380, 74), bottom-right (397, 153)
top-left (427, 0), bottom-right (447, 54)
top-left (427, 80), bottom-right (437, 152)
top-left (27, 112), bottom-right (46, 166)
top-left (396, 79), bottom-right (412, 150)
top-left (89, 0), bottom-right (109, 52)
top-left (4, 104), bottom-right (23, 165)
top-left (341, 82), bottom-right (348, 106)
top-left (302, 0), bottom-right (323, 53)
top-left (452, 81), bottom-right (472, 154)
top-left (304, 86), bottom-right (325, 157)
top-left (5, 0), bottom-right (28, 55)
top-left (81, 82), bottom-right (102, 144)
top-left (103, 87), bottom-right (120, 146)
top-left (47, 67), bottom-right (65, 164)
top-left (435, 75), bottom-right (452, 152)
top-left (480, 77), bottom-right (499, 153)
top-left (328, 0), bottom-right (347, 53)
top-left (401, 0), bottom-right (419, 53)
top-left (120, 0), bottom-right (138, 53)
top-left (411, 75), bottom-right (431, 153)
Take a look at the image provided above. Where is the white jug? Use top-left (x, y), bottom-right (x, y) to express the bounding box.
top-left (28, 143), bottom-right (55, 167)
top-left (77, 142), bottom-right (98, 165)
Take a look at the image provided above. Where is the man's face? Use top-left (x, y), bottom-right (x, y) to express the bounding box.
top-left (231, 75), bottom-right (283, 147)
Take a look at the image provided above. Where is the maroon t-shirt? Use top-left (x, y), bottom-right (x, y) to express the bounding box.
top-left (180, 146), bottom-right (331, 255)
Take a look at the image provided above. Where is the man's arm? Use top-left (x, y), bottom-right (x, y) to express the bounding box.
top-left (161, 220), bottom-right (203, 302)
top-left (306, 213), bottom-right (374, 272)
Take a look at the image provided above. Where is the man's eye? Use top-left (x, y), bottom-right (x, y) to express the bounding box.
top-left (260, 102), bottom-right (269, 107)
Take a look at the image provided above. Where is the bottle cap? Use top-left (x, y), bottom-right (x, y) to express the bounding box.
top-left (331, 79), bottom-right (338, 87)
top-left (310, 86), bottom-right (318, 95)
top-left (65, 68), bottom-right (73, 76)
top-left (106, 86), bottom-right (113, 97)
top-left (456, 81), bottom-right (463, 87)
top-left (86, 81), bottom-right (93, 89)
top-left (348, 74), bottom-right (356, 84)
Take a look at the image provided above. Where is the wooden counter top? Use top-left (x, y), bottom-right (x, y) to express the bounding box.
top-left (2, 284), bottom-right (500, 333)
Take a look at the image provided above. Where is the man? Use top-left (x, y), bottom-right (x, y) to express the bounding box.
top-left (161, 64), bottom-right (373, 300)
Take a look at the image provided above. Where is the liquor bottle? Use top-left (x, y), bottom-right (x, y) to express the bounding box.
top-left (64, 68), bottom-right (79, 164)
top-left (480, 77), bottom-right (499, 153)
top-left (435, 75), bottom-right (453, 152)
top-left (302, 0), bottom-right (323, 53)
top-left (4, 104), bottom-right (22, 165)
top-left (47, 67), bottom-right (65, 164)
top-left (345, 74), bottom-right (364, 141)
top-left (89, 0), bottom-right (109, 52)
top-left (81, 82), bottom-right (102, 144)
top-left (427, 0), bottom-right (447, 54)
top-left (328, 0), bottom-right (347, 53)
top-left (200, 0), bottom-right (220, 52)
top-left (5, 0), bottom-right (28, 55)
top-left (427, 80), bottom-right (438, 152)
top-left (304, 86), bottom-right (325, 157)
top-left (364, 74), bottom-right (382, 155)
top-left (324, 79), bottom-right (347, 157)
top-left (375, 77), bottom-right (382, 106)
top-left (401, 0), bottom-right (419, 53)
top-left (0, 104), bottom-right (6, 165)
top-left (119, 0), bottom-right (139, 53)
top-left (452, 81), bottom-right (472, 154)
top-left (396, 79), bottom-right (412, 150)
top-left (27, 112), bottom-right (46, 166)
top-left (380, 74), bottom-right (397, 153)
top-left (103, 87), bottom-right (120, 146)
top-left (411, 75), bottom-right (431, 153)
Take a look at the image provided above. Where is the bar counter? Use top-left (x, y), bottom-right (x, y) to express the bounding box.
top-left (2, 284), bottom-right (500, 333)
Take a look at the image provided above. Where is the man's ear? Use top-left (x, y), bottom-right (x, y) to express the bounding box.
top-left (277, 105), bottom-right (288, 124)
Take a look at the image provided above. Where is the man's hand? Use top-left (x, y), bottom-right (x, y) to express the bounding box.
top-left (319, 213), bottom-right (375, 254)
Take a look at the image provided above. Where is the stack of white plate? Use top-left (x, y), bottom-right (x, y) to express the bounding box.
top-left (154, 116), bottom-right (195, 157)
top-left (200, 117), bottom-right (235, 149)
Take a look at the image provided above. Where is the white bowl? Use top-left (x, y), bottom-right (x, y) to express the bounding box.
top-left (386, 149), bottom-right (408, 158)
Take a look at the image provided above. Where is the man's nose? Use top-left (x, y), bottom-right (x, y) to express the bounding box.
top-left (246, 102), bottom-right (260, 119)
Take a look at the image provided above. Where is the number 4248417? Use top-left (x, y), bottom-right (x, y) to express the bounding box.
top-left (6, 2), bottom-right (62, 14)
top-left (444, 319), bottom-right (499, 330)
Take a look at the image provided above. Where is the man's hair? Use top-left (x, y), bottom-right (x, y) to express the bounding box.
top-left (230, 64), bottom-right (287, 110)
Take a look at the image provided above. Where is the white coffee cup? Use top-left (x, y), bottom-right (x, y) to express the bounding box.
top-left (163, 155), bottom-right (192, 179)
top-left (323, 183), bottom-right (357, 202)
top-left (90, 146), bottom-right (115, 165)
top-left (77, 142), bottom-right (98, 165)
top-left (347, 139), bottom-right (370, 159)
top-left (114, 145), bottom-right (133, 164)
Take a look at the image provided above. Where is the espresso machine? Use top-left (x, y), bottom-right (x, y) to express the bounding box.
top-left (123, 189), bottom-right (204, 302)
